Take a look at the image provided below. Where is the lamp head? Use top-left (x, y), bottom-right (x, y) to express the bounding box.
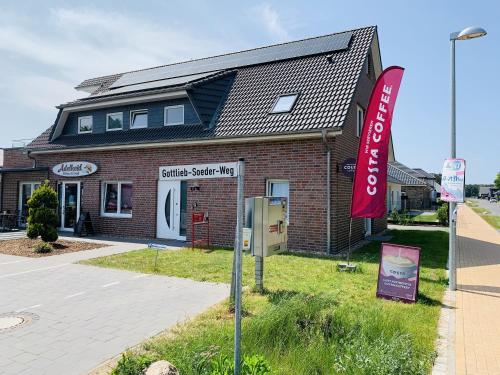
top-left (457, 26), bottom-right (487, 40)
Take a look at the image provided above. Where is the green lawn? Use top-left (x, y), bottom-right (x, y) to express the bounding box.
top-left (411, 213), bottom-right (438, 223)
top-left (83, 230), bottom-right (448, 375)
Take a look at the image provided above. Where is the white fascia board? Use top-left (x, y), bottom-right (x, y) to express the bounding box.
top-left (51, 90), bottom-right (188, 140)
top-left (33, 129), bottom-right (342, 155)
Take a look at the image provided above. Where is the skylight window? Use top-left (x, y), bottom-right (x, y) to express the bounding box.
top-left (271, 94), bottom-right (299, 114)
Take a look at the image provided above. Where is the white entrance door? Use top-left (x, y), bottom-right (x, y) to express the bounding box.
top-left (18, 182), bottom-right (41, 227)
top-left (59, 182), bottom-right (81, 231)
top-left (157, 180), bottom-right (183, 240)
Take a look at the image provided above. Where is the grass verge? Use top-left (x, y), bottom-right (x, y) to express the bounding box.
top-left (83, 229), bottom-right (448, 375)
top-left (411, 213), bottom-right (438, 223)
top-left (468, 206), bottom-right (500, 230)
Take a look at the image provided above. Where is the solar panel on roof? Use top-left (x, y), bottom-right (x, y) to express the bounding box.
top-left (110, 32), bottom-right (353, 89)
top-left (92, 71), bottom-right (218, 97)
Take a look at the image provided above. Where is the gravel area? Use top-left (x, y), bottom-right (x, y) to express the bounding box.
top-left (0, 238), bottom-right (107, 257)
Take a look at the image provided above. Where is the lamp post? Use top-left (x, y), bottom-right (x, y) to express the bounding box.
top-left (448, 26), bottom-right (486, 291)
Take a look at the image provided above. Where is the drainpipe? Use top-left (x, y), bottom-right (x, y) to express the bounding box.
top-left (27, 150), bottom-right (37, 168)
top-left (322, 129), bottom-right (332, 254)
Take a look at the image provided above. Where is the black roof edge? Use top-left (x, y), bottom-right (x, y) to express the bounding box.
top-left (0, 167), bottom-right (49, 174)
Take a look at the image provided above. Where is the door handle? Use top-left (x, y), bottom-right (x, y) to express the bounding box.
top-left (172, 188), bottom-right (176, 230)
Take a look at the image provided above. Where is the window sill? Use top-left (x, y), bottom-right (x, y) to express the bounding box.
top-left (101, 213), bottom-right (133, 219)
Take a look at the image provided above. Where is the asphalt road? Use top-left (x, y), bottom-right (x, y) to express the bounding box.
top-left (0, 241), bottom-right (228, 375)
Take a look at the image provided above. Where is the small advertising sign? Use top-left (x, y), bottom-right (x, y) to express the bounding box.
top-left (440, 158), bottom-right (466, 203)
top-left (376, 243), bottom-right (421, 303)
top-left (340, 158), bottom-right (356, 178)
top-left (52, 161), bottom-right (97, 177)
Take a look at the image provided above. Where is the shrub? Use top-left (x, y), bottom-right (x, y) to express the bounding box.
top-left (111, 352), bottom-right (155, 375)
top-left (436, 203), bottom-right (449, 226)
top-left (35, 242), bottom-right (54, 254)
top-left (27, 181), bottom-right (59, 242)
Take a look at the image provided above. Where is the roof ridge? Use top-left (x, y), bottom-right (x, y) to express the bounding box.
top-left (389, 162), bottom-right (426, 185)
top-left (76, 25), bottom-right (376, 88)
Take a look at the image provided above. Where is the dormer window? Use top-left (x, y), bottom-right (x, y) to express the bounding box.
top-left (106, 112), bottom-right (123, 131)
top-left (130, 109), bottom-right (148, 129)
top-left (164, 105), bottom-right (184, 126)
top-left (78, 116), bottom-right (93, 134)
top-left (271, 94), bottom-right (298, 113)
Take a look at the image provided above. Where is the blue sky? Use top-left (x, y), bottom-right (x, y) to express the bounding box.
top-left (0, 0), bottom-right (497, 183)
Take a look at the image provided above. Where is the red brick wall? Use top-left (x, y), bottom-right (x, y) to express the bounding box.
top-left (25, 140), bottom-right (328, 251)
top-left (2, 148), bottom-right (34, 168)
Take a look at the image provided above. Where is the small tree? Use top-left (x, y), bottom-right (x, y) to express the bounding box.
top-left (495, 172), bottom-right (500, 189)
top-left (27, 181), bottom-right (59, 242)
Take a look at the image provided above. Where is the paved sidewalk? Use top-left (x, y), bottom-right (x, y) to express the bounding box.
top-left (455, 204), bottom-right (500, 374)
top-left (0, 240), bottom-right (229, 375)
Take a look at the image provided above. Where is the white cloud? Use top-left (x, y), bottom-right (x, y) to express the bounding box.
top-left (0, 7), bottom-right (232, 145)
top-left (253, 3), bottom-right (290, 42)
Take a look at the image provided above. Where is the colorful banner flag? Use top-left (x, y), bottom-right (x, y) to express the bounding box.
top-left (440, 158), bottom-right (466, 202)
top-left (351, 66), bottom-right (404, 218)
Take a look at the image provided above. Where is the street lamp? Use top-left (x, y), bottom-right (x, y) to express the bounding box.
top-left (448, 26), bottom-right (487, 291)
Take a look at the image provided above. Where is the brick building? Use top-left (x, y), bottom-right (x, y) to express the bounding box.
top-left (0, 26), bottom-right (392, 253)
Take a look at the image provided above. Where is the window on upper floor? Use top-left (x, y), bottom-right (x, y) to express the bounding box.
top-left (164, 105), bottom-right (184, 126)
top-left (106, 112), bottom-right (123, 131)
top-left (78, 116), bottom-right (93, 134)
top-left (356, 105), bottom-right (364, 137)
top-left (130, 109), bottom-right (148, 129)
top-left (271, 94), bottom-right (299, 114)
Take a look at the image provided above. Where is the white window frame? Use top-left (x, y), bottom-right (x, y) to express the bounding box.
top-left (270, 93), bottom-right (299, 114)
top-left (101, 181), bottom-right (133, 218)
top-left (78, 116), bottom-right (93, 134)
top-left (130, 109), bottom-right (148, 129)
top-left (106, 112), bottom-right (124, 131)
top-left (266, 179), bottom-right (290, 224)
top-left (356, 105), bottom-right (364, 138)
top-left (164, 105), bottom-right (184, 126)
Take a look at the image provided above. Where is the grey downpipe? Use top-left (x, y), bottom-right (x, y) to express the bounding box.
top-left (322, 129), bottom-right (331, 254)
top-left (27, 150), bottom-right (37, 168)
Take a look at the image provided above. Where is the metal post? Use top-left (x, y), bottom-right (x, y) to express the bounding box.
top-left (234, 158), bottom-right (245, 375)
top-left (449, 39), bottom-right (456, 291)
top-left (255, 255), bottom-right (264, 293)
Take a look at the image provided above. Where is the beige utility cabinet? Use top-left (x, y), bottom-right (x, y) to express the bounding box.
top-left (245, 196), bottom-right (287, 257)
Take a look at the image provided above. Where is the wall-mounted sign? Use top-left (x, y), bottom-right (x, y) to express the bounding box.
top-left (340, 158), bottom-right (356, 178)
top-left (52, 161), bottom-right (97, 177)
top-left (440, 158), bottom-right (466, 203)
top-left (376, 243), bottom-right (421, 303)
top-left (159, 162), bottom-right (238, 181)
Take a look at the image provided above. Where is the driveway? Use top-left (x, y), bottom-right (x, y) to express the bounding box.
top-left (0, 240), bottom-right (229, 375)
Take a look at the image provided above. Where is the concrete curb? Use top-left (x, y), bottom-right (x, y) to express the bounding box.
top-left (432, 289), bottom-right (456, 375)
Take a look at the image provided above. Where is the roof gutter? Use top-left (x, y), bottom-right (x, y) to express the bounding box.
top-left (30, 129), bottom-right (342, 155)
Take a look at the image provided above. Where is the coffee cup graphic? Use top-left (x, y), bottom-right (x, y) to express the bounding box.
top-left (382, 254), bottom-right (417, 279)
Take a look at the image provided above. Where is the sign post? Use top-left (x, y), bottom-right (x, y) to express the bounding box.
top-left (440, 158), bottom-right (466, 291)
top-left (233, 158), bottom-right (245, 375)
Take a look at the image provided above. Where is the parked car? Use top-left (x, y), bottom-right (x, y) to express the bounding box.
top-left (490, 197), bottom-right (498, 203)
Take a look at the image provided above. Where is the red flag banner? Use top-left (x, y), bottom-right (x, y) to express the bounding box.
top-left (351, 66), bottom-right (404, 218)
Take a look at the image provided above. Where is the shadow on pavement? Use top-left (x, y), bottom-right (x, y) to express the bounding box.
top-left (457, 235), bottom-right (500, 268)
